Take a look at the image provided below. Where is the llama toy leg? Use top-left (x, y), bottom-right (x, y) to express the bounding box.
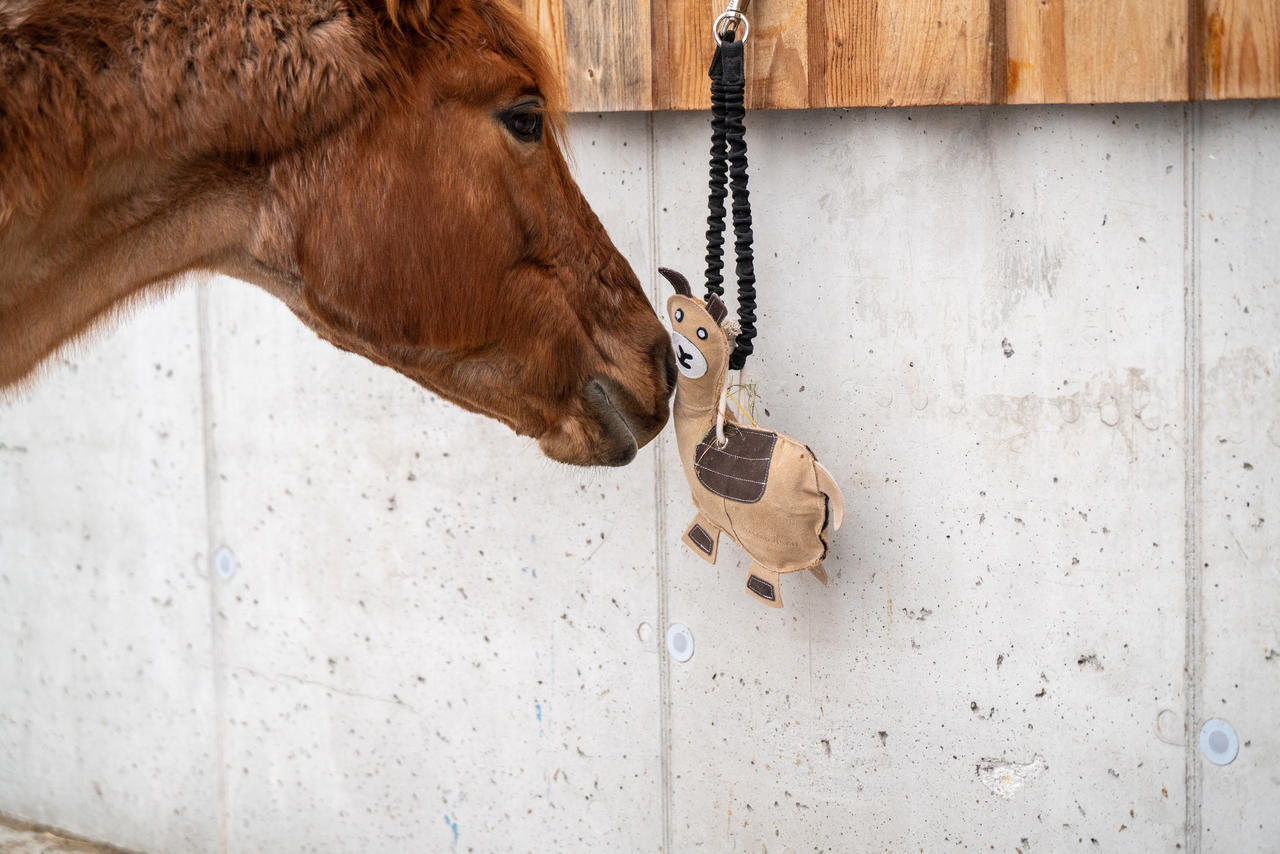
top-left (682, 515), bottom-right (721, 563)
top-left (744, 563), bottom-right (783, 608)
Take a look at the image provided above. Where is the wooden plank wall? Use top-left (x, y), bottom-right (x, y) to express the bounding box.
top-left (516, 0), bottom-right (1280, 110)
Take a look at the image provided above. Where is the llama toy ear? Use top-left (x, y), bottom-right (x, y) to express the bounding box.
top-left (659, 267), bottom-right (693, 297)
top-left (704, 293), bottom-right (729, 325)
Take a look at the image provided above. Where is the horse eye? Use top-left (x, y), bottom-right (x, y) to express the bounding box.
top-left (697, 328), bottom-right (708, 339)
top-left (502, 107), bottom-right (543, 143)
top-left (674, 309), bottom-right (684, 322)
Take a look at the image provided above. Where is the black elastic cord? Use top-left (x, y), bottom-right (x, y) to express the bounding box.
top-left (705, 37), bottom-right (756, 372)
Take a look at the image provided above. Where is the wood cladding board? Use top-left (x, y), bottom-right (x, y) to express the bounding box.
top-left (520, 0), bottom-right (1280, 110)
top-left (1004, 0), bottom-right (1187, 104)
top-left (1201, 0), bottom-right (1280, 99)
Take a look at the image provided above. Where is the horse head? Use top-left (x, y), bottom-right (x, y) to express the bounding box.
top-left (269, 1), bottom-right (675, 465)
top-left (0, 0), bottom-right (674, 467)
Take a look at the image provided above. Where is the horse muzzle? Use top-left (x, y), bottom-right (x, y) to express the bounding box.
top-left (538, 372), bottom-right (672, 467)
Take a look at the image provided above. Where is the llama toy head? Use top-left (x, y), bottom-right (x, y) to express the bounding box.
top-left (659, 267), bottom-right (731, 391)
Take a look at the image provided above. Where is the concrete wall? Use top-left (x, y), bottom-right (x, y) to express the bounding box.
top-left (2, 101), bottom-right (1276, 853)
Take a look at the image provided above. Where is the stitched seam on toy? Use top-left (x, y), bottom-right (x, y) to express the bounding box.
top-left (819, 493), bottom-right (830, 559)
top-left (696, 476), bottom-right (766, 503)
top-left (697, 447), bottom-right (772, 461)
top-left (692, 466), bottom-right (766, 486)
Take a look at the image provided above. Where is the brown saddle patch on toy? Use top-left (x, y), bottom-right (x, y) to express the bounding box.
top-left (694, 424), bottom-right (776, 503)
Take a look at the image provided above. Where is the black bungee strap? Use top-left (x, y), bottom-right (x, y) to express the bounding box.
top-left (705, 36), bottom-right (756, 372)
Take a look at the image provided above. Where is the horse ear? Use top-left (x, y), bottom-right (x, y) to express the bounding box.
top-left (658, 267), bottom-right (693, 297)
top-left (705, 294), bottom-right (729, 325)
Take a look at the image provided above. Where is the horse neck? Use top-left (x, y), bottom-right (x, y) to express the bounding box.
top-left (1, 1), bottom-right (381, 216)
top-left (0, 1), bottom-right (383, 388)
top-left (0, 158), bottom-right (264, 388)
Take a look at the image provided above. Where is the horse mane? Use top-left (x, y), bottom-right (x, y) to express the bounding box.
top-left (0, 0), bottom-right (562, 223)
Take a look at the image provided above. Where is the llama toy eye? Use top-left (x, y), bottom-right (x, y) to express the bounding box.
top-left (697, 328), bottom-right (708, 340)
top-left (674, 308), bottom-right (684, 322)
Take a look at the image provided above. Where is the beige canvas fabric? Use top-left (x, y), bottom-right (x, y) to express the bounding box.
top-left (662, 269), bottom-right (844, 608)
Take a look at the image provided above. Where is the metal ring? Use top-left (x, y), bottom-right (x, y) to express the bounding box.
top-left (713, 11), bottom-right (749, 46)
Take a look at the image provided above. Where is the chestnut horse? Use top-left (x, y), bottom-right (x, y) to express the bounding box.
top-left (0, 0), bottom-right (674, 466)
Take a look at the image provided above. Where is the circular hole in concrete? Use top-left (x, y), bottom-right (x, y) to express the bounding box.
top-left (637, 622), bottom-right (652, 643)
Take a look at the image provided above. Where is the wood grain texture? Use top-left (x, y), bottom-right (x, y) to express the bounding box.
top-left (517, 0), bottom-right (569, 102)
top-left (1005, 0), bottom-right (1068, 103)
top-left (561, 0), bottom-right (653, 110)
top-left (806, 0), bottom-right (989, 107)
top-left (806, 0), bottom-right (876, 107)
top-left (1200, 0), bottom-right (1280, 99)
top-left (745, 0), bottom-right (810, 108)
top-left (876, 0), bottom-right (990, 104)
top-left (1007, 0), bottom-right (1187, 103)
top-left (517, 0), bottom-right (1280, 111)
top-left (653, 0), bottom-right (715, 110)
top-left (1061, 0), bottom-right (1188, 102)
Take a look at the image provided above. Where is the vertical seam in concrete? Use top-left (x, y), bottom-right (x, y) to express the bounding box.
top-left (1181, 101), bottom-right (1203, 854)
top-left (196, 287), bottom-right (230, 854)
top-left (646, 110), bottom-right (674, 854)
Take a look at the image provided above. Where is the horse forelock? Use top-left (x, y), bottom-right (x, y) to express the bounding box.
top-left (410, 0), bottom-right (566, 138)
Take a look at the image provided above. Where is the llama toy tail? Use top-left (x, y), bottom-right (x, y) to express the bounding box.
top-left (814, 461), bottom-right (845, 531)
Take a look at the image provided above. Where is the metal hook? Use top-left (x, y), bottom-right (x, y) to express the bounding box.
top-left (713, 0), bottom-right (750, 45)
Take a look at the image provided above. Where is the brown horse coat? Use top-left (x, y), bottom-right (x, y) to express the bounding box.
top-left (1, 0), bottom-right (674, 466)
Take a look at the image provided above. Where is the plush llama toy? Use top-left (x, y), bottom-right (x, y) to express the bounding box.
top-left (660, 268), bottom-right (844, 608)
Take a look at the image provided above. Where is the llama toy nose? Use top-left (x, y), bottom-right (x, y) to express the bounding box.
top-left (676, 344), bottom-right (693, 370)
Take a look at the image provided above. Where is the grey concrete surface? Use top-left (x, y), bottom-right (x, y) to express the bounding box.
top-left (1, 102), bottom-right (1276, 852)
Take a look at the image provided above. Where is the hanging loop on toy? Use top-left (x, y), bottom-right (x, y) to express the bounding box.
top-left (713, 0), bottom-right (750, 44)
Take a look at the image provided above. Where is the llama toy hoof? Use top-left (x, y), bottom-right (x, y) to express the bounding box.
top-left (682, 515), bottom-right (721, 563)
top-left (745, 565), bottom-right (783, 608)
